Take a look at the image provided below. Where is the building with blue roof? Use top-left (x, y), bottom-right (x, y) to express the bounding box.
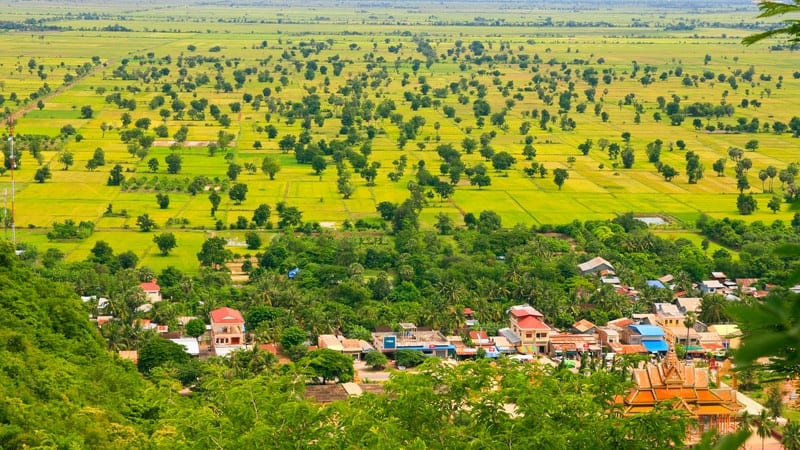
top-left (623, 324), bottom-right (669, 354)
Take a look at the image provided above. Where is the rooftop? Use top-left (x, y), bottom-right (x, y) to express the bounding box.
top-left (140, 281), bottom-right (160, 292)
top-left (629, 324), bottom-right (665, 337)
top-left (578, 256), bottom-right (614, 273)
top-left (210, 307), bottom-right (244, 324)
top-left (509, 305), bottom-right (543, 318)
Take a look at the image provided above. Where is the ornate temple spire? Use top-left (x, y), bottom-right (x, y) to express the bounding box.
top-left (661, 336), bottom-right (684, 385)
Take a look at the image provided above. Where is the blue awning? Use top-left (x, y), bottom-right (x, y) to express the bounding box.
top-left (642, 340), bottom-right (669, 353)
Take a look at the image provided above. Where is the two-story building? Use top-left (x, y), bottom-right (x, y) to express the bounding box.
top-left (210, 307), bottom-right (245, 356)
top-left (508, 305), bottom-right (551, 354)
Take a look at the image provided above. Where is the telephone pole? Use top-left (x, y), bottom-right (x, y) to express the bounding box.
top-left (7, 116), bottom-right (15, 247)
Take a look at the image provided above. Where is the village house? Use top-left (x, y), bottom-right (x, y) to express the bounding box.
top-left (210, 307), bottom-right (245, 356)
top-left (577, 256), bottom-right (615, 276)
top-left (548, 333), bottom-right (600, 358)
top-left (371, 323), bottom-right (454, 358)
top-left (621, 324), bottom-right (668, 354)
top-left (570, 319), bottom-right (597, 335)
top-left (653, 302), bottom-right (685, 328)
top-left (674, 297), bottom-right (702, 315)
top-left (139, 280), bottom-right (162, 303)
top-left (318, 334), bottom-right (374, 360)
top-left (508, 305), bottom-right (551, 355)
top-left (700, 280), bottom-right (725, 295)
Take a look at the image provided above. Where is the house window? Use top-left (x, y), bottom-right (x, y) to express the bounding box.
top-left (526, 333), bottom-right (533, 339)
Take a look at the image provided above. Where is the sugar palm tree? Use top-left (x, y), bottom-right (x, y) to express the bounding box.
top-left (683, 311), bottom-right (697, 360)
top-left (757, 409), bottom-right (774, 450)
top-left (743, 1), bottom-right (800, 46)
top-left (783, 421), bottom-right (800, 450)
top-left (740, 410), bottom-right (754, 431)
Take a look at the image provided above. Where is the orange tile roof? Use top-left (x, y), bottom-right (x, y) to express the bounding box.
top-left (516, 316), bottom-right (550, 330)
top-left (210, 307), bottom-right (244, 324)
top-left (628, 390), bottom-right (656, 404)
top-left (140, 281), bottom-right (160, 291)
top-left (694, 405), bottom-right (738, 415)
top-left (696, 390), bottom-right (722, 402)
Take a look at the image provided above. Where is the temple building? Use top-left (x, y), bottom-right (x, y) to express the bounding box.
top-left (617, 346), bottom-right (741, 437)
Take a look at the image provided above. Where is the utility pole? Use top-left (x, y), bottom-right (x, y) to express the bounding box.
top-left (7, 116), bottom-right (15, 247)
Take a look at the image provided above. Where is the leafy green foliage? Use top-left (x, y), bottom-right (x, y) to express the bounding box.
top-left (0, 242), bottom-right (148, 448)
top-left (137, 337), bottom-right (190, 374)
top-left (302, 348), bottom-right (354, 384)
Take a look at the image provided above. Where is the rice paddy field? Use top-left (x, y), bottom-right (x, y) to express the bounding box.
top-left (0, 0), bottom-right (797, 270)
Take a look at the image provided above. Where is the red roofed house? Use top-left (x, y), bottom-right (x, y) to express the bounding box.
top-left (210, 307), bottom-right (245, 351)
top-left (509, 305), bottom-right (551, 354)
top-left (139, 280), bottom-right (162, 303)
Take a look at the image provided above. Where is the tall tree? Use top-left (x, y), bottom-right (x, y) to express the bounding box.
top-left (197, 236), bottom-right (231, 268)
top-left (153, 232), bottom-right (177, 255)
top-left (261, 156), bottom-right (280, 180)
top-left (553, 168), bottom-right (569, 190)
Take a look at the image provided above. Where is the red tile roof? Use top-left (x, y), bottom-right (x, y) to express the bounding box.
top-left (510, 306), bottom-right (543, 318)
top-left (140, 281), bottom-right (160, 292)
top-left (469, 330), bottom-right (489, 340)
top-left (210, 307), bottom-right (244, 324)
top-left (516, 316), bottom-right (551, 330)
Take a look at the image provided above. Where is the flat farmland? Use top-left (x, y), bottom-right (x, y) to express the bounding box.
top-left (0, 0), bottom-right (797, 270)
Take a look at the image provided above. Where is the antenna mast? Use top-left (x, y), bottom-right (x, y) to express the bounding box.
top-left (7, 116), bottom-right (15, 247)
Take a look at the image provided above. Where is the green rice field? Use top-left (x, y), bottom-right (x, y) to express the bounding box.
top-left (0, 0), bottom-right (797, 270)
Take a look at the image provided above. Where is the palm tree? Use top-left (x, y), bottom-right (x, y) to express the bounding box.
top-left (740, 410), bottom-right (754, 431)
top-left (757, 409), bottom-right (774, 450)
top-left (783, 421), bottom-right (800, 450)
top-left (683, 311), bottom-right (697, 360)
top-left (742, 0), bottom-right (800, 46)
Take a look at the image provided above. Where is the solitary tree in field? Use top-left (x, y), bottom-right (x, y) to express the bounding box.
top-left (209, 190), bottom-right (221, 216)
top-left (229, 183), bottom-right (248, 205)
top-left (553, 168), bottom-right (569, 190)
top-left (80, 105), bottom-right (93, 119)
top-left (252, 204), bottom-right (271, 227)
top-left (58, 151), bottom-right (74, 170)
top-left (660, 164), bottom-right (678, 181)
top-left (107, 164), bottom-right (124, 186)
top-left (156, 193), bottom-right (170, 209)
top-left (165, 153), bottom-right (182, 174)
top-left (713, 158), bottom-right (726, 177)
top-left (261, 156), bottom-right (280, 180)
top-left (311, 155), bottom-right (327, 175)
top-left (227, 163), bottom-right (242, 181)
top-left (34, 165), bottom-right (52, 183)
top-left (153, 232), bottom-right (177, 255)
top-left (136, 214), bottom-right (156, 232)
